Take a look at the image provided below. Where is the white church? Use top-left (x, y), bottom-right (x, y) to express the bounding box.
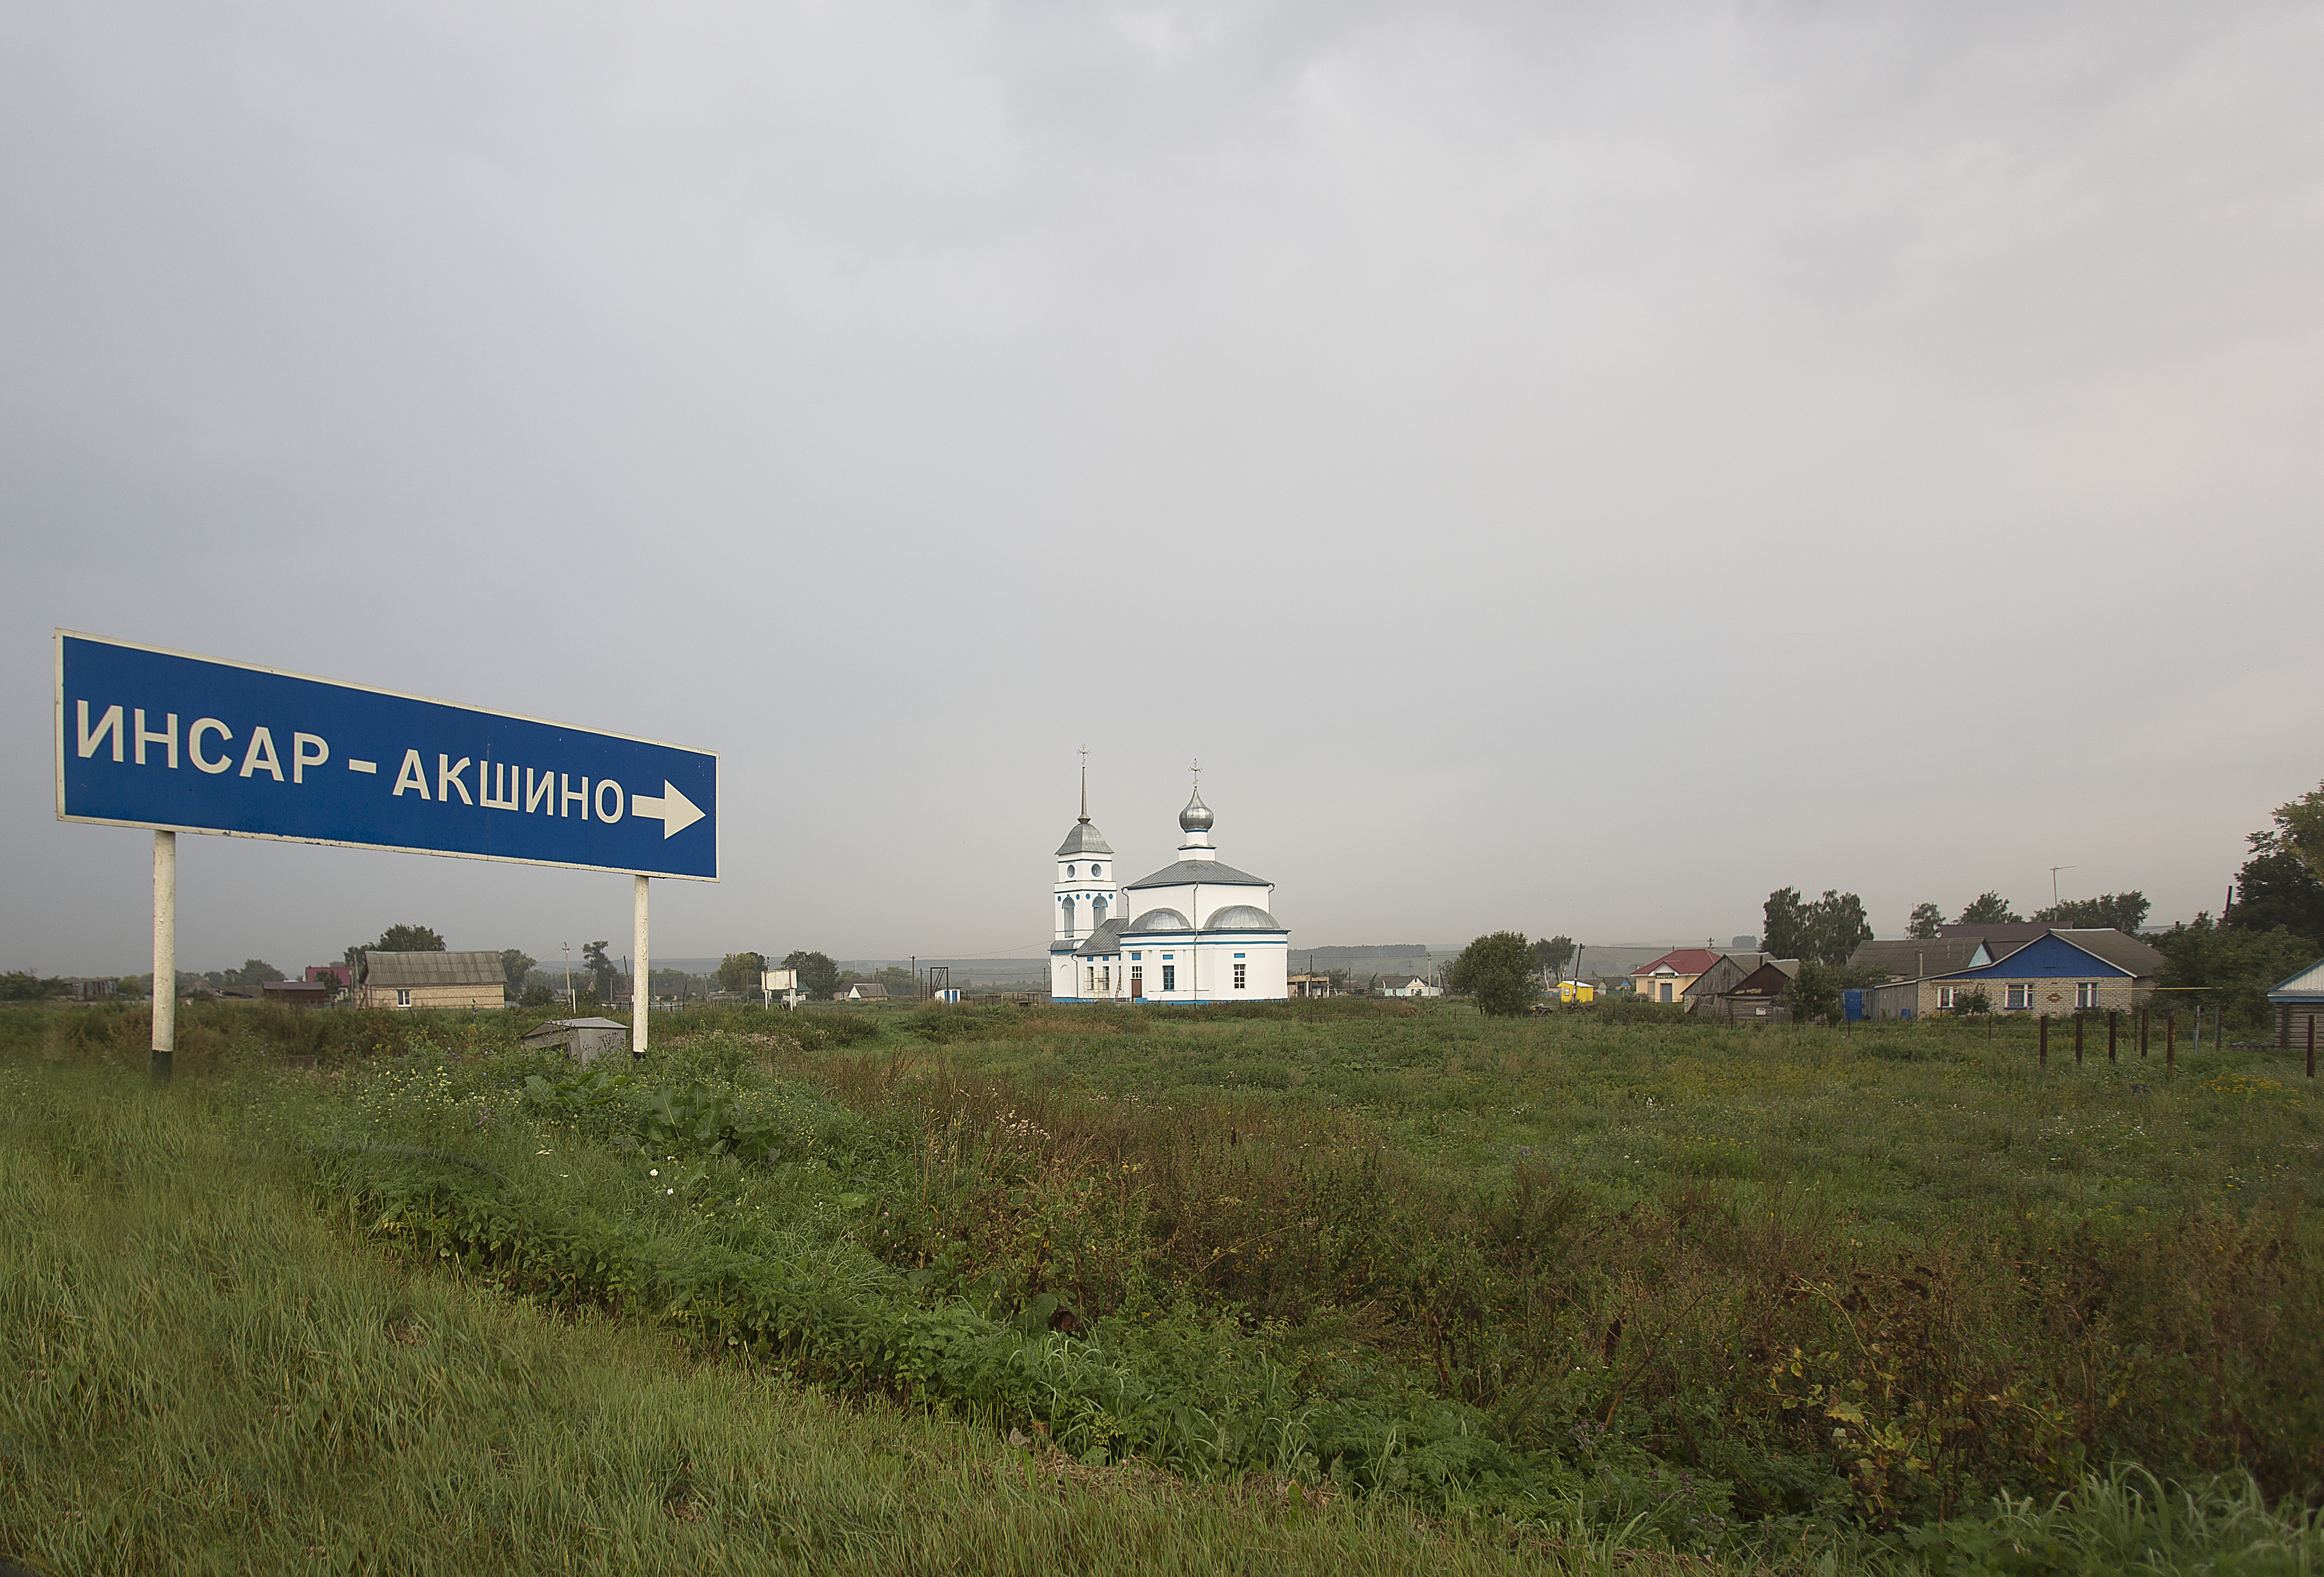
top-left (1049, 770), bottom-right (1290, 1003)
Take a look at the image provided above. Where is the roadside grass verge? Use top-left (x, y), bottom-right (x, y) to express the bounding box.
top-left (0, 1061), bottom-right (1679, 1577)
top-left (8, 1001), bottom-right (2323, 1573)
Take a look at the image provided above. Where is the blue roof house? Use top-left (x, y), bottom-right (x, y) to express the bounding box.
top-left (1932, 931), bottom-right (2140, 1015)
top-left (2267, 959), bottom-right (2324, 1048)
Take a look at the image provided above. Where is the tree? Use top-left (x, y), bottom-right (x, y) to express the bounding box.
top-left (222, 959), bottom-right (284, 987)
top-left (2154, 914), bottom-right (2322, 1030)
top-left (1905, 903), bottom-right (1944, 940)
top-left (782, 949), bottom-right (840, 1002)
top-left (376, 923), bottom-right (446, 952)
top-left (2033, 892), bottom-right (2150, 934)
top-left (715, 951), bottom-right (766, 995)
top-left (1782, 960), bottom-right (1842, 1024)
top-left (519, 981), bottom-right (554, 1009)
top-left (1761, 888), bottom-right (1810, 959)
top-left (500, 949), bottom-right (535, 992)
top-left (2273, 782), bottom-right (2324, 885)
top-left (1531, 935), bottom-right (1576, 977)
top-left (2231, 830), bottom-right (2324, 941)
top-left (875, 965), bottom-right (917, 994)
top-left (1802, 891), bottom-right (1873, 967)
top-left (581, 941), bottom-right (619, 1003)
top-left (1447, 931), bottom-right (1541, 1017)
top-left (1958, 892), bottom-right (2021, 924)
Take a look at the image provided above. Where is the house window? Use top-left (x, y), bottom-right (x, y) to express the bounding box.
top-left (1161, 965), bottom-right (1176, 992)
top-left (2006, 983), bottom-right (2033, 1010)
top-left (395, 988), bottom-right (411, 1007)
top-left (1234, 963), bottom-right (1247, 991)
top-left (1938, 985), bottom-right (1955, 1009)
top-left (2076, 982), bottom-right (2098, 1009)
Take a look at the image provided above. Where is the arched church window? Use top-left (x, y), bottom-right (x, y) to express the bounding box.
top-left (1093, 896), bottom-right (1109, 927)
top-left (1061, 898), bottom-right (1077, 935)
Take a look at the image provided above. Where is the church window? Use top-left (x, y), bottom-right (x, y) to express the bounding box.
top-left (1129, 952), bottom-right (1141, 962)
top-left (1161, 965), bottom-right (1176, 992)
top-left (1062, 899), bottom-right (1077, 935)
top-left (1066, 865), bottom-right (1076, 878)
top-left (1234, 963), bottom-right (1246, 991)
top-left (1092, 865), bottom-right (1102, 876)
top-left (1093, 896), bottom-right (1108, 926)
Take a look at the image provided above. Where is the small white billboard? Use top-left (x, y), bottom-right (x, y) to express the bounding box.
top-left (761, 968), bottom-right (797, 992)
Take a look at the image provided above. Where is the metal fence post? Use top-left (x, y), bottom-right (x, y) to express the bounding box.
top-left (2039, 1013), bottom-right (2048, 1068)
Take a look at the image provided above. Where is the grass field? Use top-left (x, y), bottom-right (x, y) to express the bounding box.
top-left (5, 997), bottom-right (2321, 1574)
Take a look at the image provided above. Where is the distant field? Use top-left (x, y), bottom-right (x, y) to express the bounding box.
top-left (4, 998), bottom-right (2319, 1573)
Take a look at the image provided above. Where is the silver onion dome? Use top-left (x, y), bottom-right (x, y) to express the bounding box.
top-left (1179, 787), bottom-right (1214, 833)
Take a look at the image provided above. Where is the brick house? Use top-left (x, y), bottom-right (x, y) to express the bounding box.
top-left (1926, 930), bottom-right (2161, 1015)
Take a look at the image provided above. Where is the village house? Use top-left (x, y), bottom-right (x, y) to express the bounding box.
top-left (1629, 947), bottom-right (1723, 1005)
top-left (1679, 952), bottom-right (1767, 1014)
top-left (1287, 972), bottom-right (1337, 999)
top-left (835, 981), bottom-right (891, 1002)
top-left (1926, 930), bottom-right (2163, 1016)
top-left (1849, 937), bottom-right (1996, 1020)
top-left (354, 950), bottom-right (507, 1011)
top-left (1706, 959), bottom-right (1799, 1020)
top-left (1379, 974), bottom-right (1442, 999)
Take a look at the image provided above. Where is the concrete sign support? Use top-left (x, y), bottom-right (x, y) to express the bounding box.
top-left (56, 631), bottom-right (718, 1078)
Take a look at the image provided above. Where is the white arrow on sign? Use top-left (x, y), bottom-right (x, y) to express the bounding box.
top-left (631, 781), bottom-right (706, 839)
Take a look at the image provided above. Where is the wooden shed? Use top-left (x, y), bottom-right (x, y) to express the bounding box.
top-left (2270, 959), bottom-right (2324, 1052)
top-left (356, 950), bottom-right (508, 1011)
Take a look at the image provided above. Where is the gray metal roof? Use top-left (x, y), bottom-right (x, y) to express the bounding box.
top-left (2053, 929), bottom-right (2165, 977)
top-left (1124, 858), bottom-right (1270, 890)
top-left (1845, 938), bottom-right (1988, 981)
top-left (1125, 908), bottom-right (1192, 933)
top-left (359, 950), bottom-right (505, 988)
top-left (1076, 917), bottom-right (1127, 957)
top-left (1203, 904), bottom-right (1284, 932)
top-left (1055, 820), bottom-right (1114, 856)
top-left (2271, 958), bottom-right (2324, 1001)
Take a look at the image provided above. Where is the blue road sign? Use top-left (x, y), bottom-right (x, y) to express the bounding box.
top-left (54, 631), bottom-right (717, 880)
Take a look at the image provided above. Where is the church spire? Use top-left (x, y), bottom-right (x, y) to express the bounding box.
top-left (1079, 744), bottom-right (1089, 822)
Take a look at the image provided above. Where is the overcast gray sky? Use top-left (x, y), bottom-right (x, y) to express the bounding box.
top-left (5, 0), bottom-right (2321, 976)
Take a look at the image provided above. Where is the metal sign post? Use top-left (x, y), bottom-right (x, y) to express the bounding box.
top-left (55, 631), bottom-right (718, 1078)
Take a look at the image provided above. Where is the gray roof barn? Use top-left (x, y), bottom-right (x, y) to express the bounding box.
top-left (359, 950), bottom-right (505, 988)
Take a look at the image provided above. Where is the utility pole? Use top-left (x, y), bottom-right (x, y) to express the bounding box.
top-left (2049, 865), bottom-right (2077, 908)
